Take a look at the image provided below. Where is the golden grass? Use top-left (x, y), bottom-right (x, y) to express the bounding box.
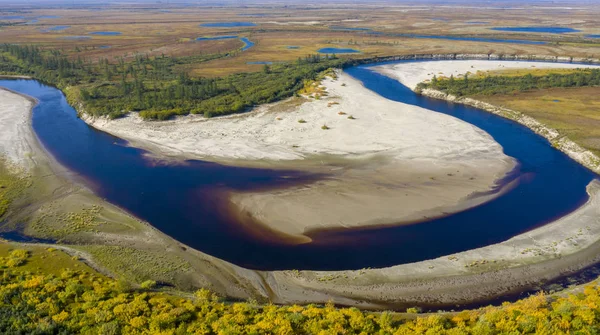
top-left (477, 86), bottom-right (600, 156)
top-left (0, 241), bottom-right (101, 278)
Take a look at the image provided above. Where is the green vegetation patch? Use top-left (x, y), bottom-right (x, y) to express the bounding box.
top-left (418, 68), bottom-right (600, 97)
top-left (77, 245), bottom-right (192, 285)
top-left (1, 44), bottom-right (351, 121)
top-left (2, 240), bottom-right (600, 333)
top-left (0, 160), bottom-right (31, 219)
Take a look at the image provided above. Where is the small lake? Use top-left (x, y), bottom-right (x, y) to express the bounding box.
top-left (41, 25), bottom-right (70, 32)
top-left (490, 26), bottom-right (581, 34)
top-left (88, 31), bottom-right (122, 36)
top-left (247, 61), bottom-right (272, 65)
top-left (200, 22), bottom-right (256, 28)
top-left (286, 46), bottom-right (300, 49)
top-left (99, 45), bottom-right (111, 49)
top-left (318, 47), bottom-right (360, 54)
top-left (586, 35), bottom-right (600, 39)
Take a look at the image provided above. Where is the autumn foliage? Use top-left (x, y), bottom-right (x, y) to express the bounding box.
top-left (1, 248), bottom-right (600, 334)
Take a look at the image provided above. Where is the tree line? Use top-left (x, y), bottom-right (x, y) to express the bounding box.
top-left (418, 69), bottom-right (600, 96)
top-left (0, 44), bottom-right (352, 120)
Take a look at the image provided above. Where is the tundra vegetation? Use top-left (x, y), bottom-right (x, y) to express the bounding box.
top-left (419, 69), bottom-right (600, 157)
top-left (417, 68), bottom-right (600, 96)
top-left (2, 243), bottom-right (600, 334)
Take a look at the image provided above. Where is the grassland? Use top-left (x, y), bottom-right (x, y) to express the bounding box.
top-left (478, 86), bottom-right (600, 157)
top-left (1, 3), bottom-right (600, 78)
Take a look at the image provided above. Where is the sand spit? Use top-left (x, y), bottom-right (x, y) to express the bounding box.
top-left (268, 180), bottom-right (600, 309)
top-left (376, 59), bottom-right (599, 91)
top-left (0, 89), bottom-right (37, 171)
top-left (375, 60), bottom-right (600, 174)
top-left (83, 72), bottom-right (515, 239)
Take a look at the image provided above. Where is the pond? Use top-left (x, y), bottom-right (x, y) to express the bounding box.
top-left (200, 22), bottom-right (257, 28)
top-left (317, 47), bottom-right (360, 54)
top-left (490, 26), bottom-right (581, 34)
top-left (88, 31), bottom-right (122, 36)
top-left (41, 25), bottom-right (70, 32)
top-left (247, 61), bottom-right (272, 65)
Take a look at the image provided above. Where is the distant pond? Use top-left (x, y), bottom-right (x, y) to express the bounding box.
top-left (41, 25), bottom-right (70, 32)
top-left (317, 47), bottom-right (360, 54)
top-left (89, 31), bottom-right (122, 36)
top-left (200, 22), bottom-right (256, 28)
top-left (490, 27), bottom-right (581, 34)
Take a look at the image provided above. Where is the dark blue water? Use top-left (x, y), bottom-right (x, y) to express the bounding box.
top-left (318, 48), bottom-right (360, 54)
top-left (200, 22), bottom-right (256, 28)
top-left (89, 31), bottom-right (122, 36)
top-left (0, 60), bottom-right (597, 272)
top-left (586, 35), bottom-right (600, 39)
top-left (41, 25), bottom-right (70, 32)
top-left (286, 46), bottom-right (300, 49)
top-left (491, 27), bottom-right (581, 34)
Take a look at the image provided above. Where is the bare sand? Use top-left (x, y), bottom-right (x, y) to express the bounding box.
top-left (84, 72), bottom-right (515, 240)
top-left (375, 59), bottom-right (599, 90)
top-left (0, 89), bottom-right (36, 171)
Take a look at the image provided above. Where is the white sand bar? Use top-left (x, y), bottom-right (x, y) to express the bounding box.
top-left (375, 60), bottom-right (599, 90)
top-left (0, 89), bottom-right (35, 171)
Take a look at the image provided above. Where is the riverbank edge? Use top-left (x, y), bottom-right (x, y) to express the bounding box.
top-left (417, 89), bottom-right (600, 174)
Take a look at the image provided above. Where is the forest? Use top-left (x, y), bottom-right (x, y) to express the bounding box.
top-left (1, 245), bottom-right (600, 334)
top-left (417, 69), bottom-right (600, 96)
top-left (0, 44), bottom-right (350, 120)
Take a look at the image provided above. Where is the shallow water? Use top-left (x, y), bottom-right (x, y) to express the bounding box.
top-left (0, 59), bottom-right (597, 272)
top-left (318, 47), bottom-right (360, 54)
top-left (200, 22), bottom-right (256, 28)
top-left (41, 25), bottom-right (70, 32)
top-left (88, 31), bottom-right (122, 36)
top-left (490, 26), bottom-right (581, 34)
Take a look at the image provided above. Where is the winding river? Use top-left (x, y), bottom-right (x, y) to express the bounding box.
top-left (0, 60), bottom-right (598, 272)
